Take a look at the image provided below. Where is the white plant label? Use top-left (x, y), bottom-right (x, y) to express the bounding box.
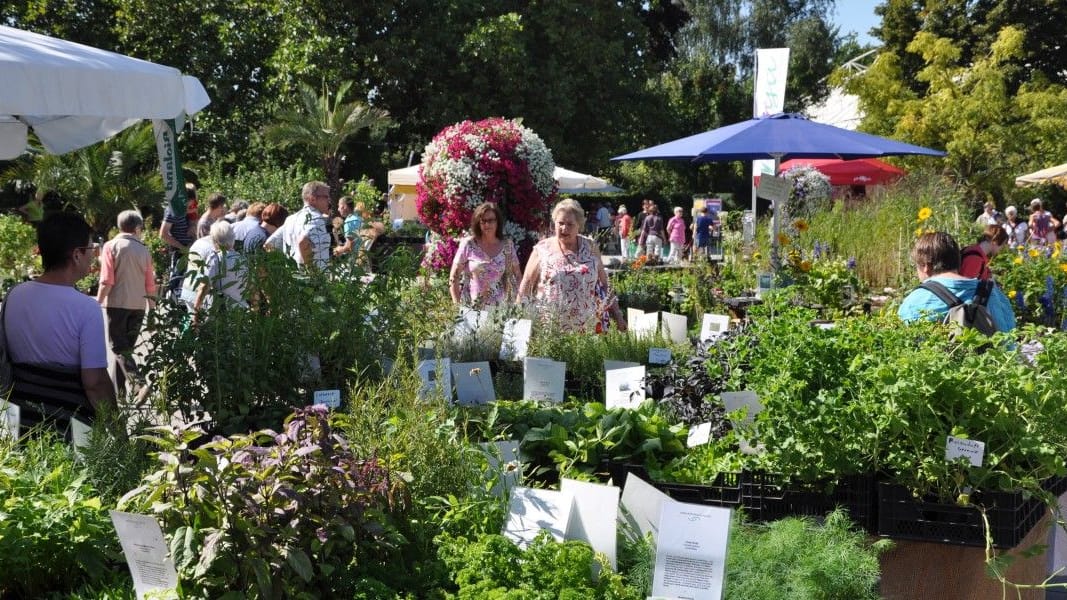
top-left (417, 358), bottom-right (452, 402)
top-left (632, 311), bottom-right (660, 339)
top-left (109, 510), bottom-right (179, 600)
top-left (605, 365), bottom-right (646, 410)
top-left (1, 403), bottom-right (18, 440)
top-left (700, 314), bottom-right (731, 343)
top-left (648, 347), bottom-right (672, 365)
top-left (500, 318), bottom-right (532, 361)
top-left (661, 311), bottom-right (688, 345)
top-left (71, 417), bottom-right (92, 459)
top-left (946, 436), bottom-right (985, 467)
top-left (503, 487), bottom-right (574, 549)
top-left (687, 422), bottom-right (712, 448)
top-left (562, 478), bottom-right (621, 569)
top-left (451, 361), bottom-right (495, 406)
top-left (652, 502), bottom-right (731, 600)
top-left (312, 389), bottom-right (341, 409)
top-left (523, 357), bottom-right (566, 403)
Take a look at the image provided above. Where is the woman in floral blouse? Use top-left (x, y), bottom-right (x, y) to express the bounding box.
top-left (449, 202), bottom-right (522, 308)
top-left (517, 198), bottom-right (627, 333)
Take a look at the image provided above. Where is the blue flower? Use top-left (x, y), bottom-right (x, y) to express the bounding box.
top-left (1015, 290), bottom-right (1026, 311)
top-left (846, 256), bottom-right (857, 270)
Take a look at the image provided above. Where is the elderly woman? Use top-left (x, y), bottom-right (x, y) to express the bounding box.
top-left (449, 202), bottom-right (522, 308)
top-left (192, 221), bottom-right (249, 319)
top-left (666, 206), bottom-right (687, 263)
top-left (517, 198), bottom-right (626, 333)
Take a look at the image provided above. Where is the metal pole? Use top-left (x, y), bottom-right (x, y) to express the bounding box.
top-left (769, 154), bottom-right (783, 272)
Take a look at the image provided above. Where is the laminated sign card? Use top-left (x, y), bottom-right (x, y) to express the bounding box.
top-left (652, 502), bottom-right (731, 600)
top-left (562, 478), bottom-right (621, 569)
top-left (661, 312), bottom-right (688, 345)
top-left (312, 389), bottom-right (342, 409)
top-left (503, 487), bottom-right (574, 549)
top-left (1, 403), bottom-right (18, 440)
top-left (632, 311), bottom-right (660, 339)
top-left (451, 361), bottom-right (496, 406)
top-left (523, 357), bottom-right (566, 403)
top-left (619, 472), bottom-right (674, 540)
top-left (500, 318), bottom-right (532, 361)
top-left (605, 365), bottom-right (646, 410)
top-left (417, 358), bottom-right (452, 402)
top-left (109, 510), bottom-right (178, 600)
top-left (700, 314), bottom-right (731, 343)
top-left (454, 307), bottom-right (489, 339)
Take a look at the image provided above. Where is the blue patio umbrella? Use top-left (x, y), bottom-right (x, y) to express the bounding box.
top-left (612, 113), bottom-right (945, 273)
top-left (611, 112), bottom-right (945, 163)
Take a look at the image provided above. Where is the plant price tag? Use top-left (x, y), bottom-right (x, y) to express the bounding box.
top-left (687, 422), bottom-right (712, 447)
top-left (945, 436), bottom-right (984, 467)
top-left (312, 389), bottom-right (342, 409)
top-left (648, 348), bottom-right (672, 365)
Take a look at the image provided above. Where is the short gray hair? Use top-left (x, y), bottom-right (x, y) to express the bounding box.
top-left (302, 181), bottom-right (329, 203)
top-left (210, 220), bottom-right (236, 250)
top-left (116, 210), bottom-right (144, 233)
top-left (552, 198), bottom-right (585, 230)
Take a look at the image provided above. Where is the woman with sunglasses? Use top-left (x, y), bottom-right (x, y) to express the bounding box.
top-left (449, 202), bottom-right (522, 309)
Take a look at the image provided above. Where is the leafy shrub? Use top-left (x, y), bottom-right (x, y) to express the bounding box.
top-left (0, 434), bottom-right (120, 598)
top-left (199, 161), bottom-right (319, 212)
top-left (0, 213), bottom-right (39, 294)
top-left (990, 244), bottom-right (1067, 326)
top-left (120, 406), bottom-right (405, 599)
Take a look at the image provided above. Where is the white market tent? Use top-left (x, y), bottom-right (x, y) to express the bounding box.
top-left (386, 164), bottom-right (621, 220)
top-left (0, 25), bottom-right (210, 159)
top-left (1015, 162), bottom-right (1067, 187)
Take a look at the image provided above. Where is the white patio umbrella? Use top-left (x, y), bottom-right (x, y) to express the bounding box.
top-left (0, 25), bottom-right (210, 159)
top-left (387, 164), bottom-right (622, 194)
top-left (1015, 162), bottom-right (1067, 187)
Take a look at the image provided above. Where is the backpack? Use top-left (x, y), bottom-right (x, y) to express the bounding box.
top-left (918, 279), bottom-right (998, 336)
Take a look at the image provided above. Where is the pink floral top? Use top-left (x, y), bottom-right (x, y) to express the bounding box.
top-left (452, 236), bottom-right (518, 308)
top-left (534, 236), bottom-right (602, 333)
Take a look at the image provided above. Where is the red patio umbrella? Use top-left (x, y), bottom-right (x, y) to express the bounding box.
top-left (776, 157), bottom-right (905, 186)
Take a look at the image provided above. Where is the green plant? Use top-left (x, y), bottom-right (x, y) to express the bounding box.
top-left (199, 161), bottom-right (320, 212)
top-left (0, 433), bottom-right (120, 598)
top-left (725, 510), bottom-right (889, 600)
top-left (120, 407), bottom-right (406, 599)
top-left (990, 244), bottom-right (1067, 326)
top-left (0, 213), bottom-right (39, 293)
top-left (436, 531), bottom-right (642, 599)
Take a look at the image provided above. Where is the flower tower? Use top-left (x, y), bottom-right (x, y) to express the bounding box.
top-left (416, 117), bottom-right (557, 272)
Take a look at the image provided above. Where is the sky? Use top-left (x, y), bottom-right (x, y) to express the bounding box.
top-left (832, 1), bottom-right (881, 47)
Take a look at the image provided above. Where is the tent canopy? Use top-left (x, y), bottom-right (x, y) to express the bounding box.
top-left (1015, 163), bottom-right (1067, 187)
top-left (387, 165), bottom-right (622, 194)
top-left (0, 25), bottom-right (210, 159)
top-left (756, 157), bottom-right (906, 186)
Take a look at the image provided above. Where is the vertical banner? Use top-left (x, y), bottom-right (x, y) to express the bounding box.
top-left (152, 119), bottom-right (188, 216)
top-left (751, 48), bottom-right (790, 218)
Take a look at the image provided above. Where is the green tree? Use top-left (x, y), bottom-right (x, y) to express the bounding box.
top-left (262, 81), bottom-right (392, 201)
top-left (0, 124), bottom-right (162, 233)
top-left (838, 26), bottom-right (1067, 203)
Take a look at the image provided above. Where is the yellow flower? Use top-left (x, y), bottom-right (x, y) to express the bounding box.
top-left (777, 232), bottom-right (792, 246)
top-left (914, 227), bottom-right (924, 237)
top-left (1060, 263), bottom-right (1067, 275)
top-left (792, 219), bottom-right (809, 232)
top-left (1029, 248), bottom-right (1040, 258)
top-left (1008, 290), bottom-right (1017, 299)
top-left (1013, 256), bottom-right (1023, 265)
top-left (1056, 241), bottom-right (1063, 252)
top-left (1053, 251), bottom-right (1060, 259)
top-left (799, 260), bottom-right (812, 272)
top-left (917, 207), bottom-right (932, 221)
top-left (752, 251), bottom-right (761, 260)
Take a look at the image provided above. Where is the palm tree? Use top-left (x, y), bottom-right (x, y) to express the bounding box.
top-left (262, 81), bottom-right (392, 200)
top-left (0, 124), bottom-right (162, 233)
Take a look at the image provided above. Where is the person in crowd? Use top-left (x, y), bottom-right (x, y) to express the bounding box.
top-left (197, 192), bottom-right (228, 238)
top-left (179, 228), bottom-right (219, 311)
top-left (1028, 198), bottom-right (1060, 245)
top-left (95, 210), bottom-right (155, 396)
top-left (959, 225), bottom-right (1008, 281)
top-left (159, 183), bottom-right (197, 297)
top-left (449, 202), bottom-right (522, 308)
top-left (4, 212), bottom-right (115, 435)
top-left (191, 221), bottom-right (249, 322)
top-left (694, 205), bottom-right (716, 260)
top-left (974, 201), bottom-right (1001, 226)
top-left (596, 201), bottom-right (612, 235)
top-left (260, 203), bottom-right (290, 254)
top-left (232, 202), bottom-right (266, 253)
top-left (286, 181), bottom-right (332, 270)
top-left (517, 198), bottom-right (626, 333)
top-left (333, 196), bottom-right (364, 259)
top-left (616, 206), bottom-right (632, 259)
top-left (666, 206), bottom-right (687, 264)
top-left (1002, 205), bottom-right (1027, 247)
top-left (634, 200), bottom-right (651, 255)
top-left (898, 231), bottom-right (1015, 332)
top-left (641, 204), bottom-right (665, 259)
top-left (224, 199), bottom-right (249, 224)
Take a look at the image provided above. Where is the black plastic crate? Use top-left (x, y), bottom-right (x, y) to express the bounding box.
top-left (742, 472), bottom-right (877, 533)
top-left (654, 472), bottom-right (745, 508)
top-left (876, 481), bottom-right (1053, 548)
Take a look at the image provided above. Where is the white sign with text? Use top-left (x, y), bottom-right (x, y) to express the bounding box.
top-left (523, 357), bottom-right (566, 403)
top-left (662, 312), bottom-right (688, 345)
top-left (946, 436), bottom-right (985, 467)
top-left (648, 348), bottom-right (672, 365)
top-left (700, 314), bottom-right (731, 343)
top-left (109, 510), bottom-right (179, 600)
top-left (652, 502), bottom-right (731, 600)
top-left (417, 358), bottom-right (452, 402)
top-left (451, 361), bottom-right (496, 406)
top-left (312, 389), bottom-right (342, 409)
top-left (605, 365), bottom-right (646, 410)
top-left (503, 487), bottom-right (574, 549)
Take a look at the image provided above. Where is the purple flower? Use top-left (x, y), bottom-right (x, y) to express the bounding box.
top-left (812, 242), bottom-right (822, 259)
top-left (1016, 290), bottom-right (1026, 311)
top-left (846, 256), bottom-right (857, 270)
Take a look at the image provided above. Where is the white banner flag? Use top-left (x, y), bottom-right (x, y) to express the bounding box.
top-left (752, 48), bottom-right (790, 215)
